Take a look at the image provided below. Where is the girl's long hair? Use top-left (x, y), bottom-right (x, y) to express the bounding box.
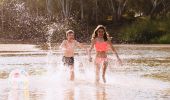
top-left (91, 25), bottom-right (109, 41)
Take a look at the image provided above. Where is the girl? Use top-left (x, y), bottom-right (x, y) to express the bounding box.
top-left (88, 25), bottom-right (122, 83)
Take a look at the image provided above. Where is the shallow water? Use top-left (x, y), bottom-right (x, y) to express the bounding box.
top-left (0, 44), bottom-right (170, 100)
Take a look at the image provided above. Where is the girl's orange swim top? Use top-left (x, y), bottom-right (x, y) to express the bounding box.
top-left (95, 41), bottom-right (108, 52)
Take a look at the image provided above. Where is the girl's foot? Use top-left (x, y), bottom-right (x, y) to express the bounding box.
top-left (102, 75), bottom-right (106, 83)
top-left (95, 76), bottom-right (100, 84)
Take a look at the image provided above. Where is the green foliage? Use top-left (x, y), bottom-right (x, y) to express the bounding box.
top-left (151, 16), bottom-right (170, 44)
top-left (151, 34), bottom-right (170, 44)
top-left (122, 10), bottom-right (136, 23)
top-left (0, 0), bottom-right (170, 43)
top-left (120, 17), bottom-right (169, 43)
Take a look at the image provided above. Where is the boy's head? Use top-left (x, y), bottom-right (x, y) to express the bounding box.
top-left (66, 30), bottom-right (75, 40)
top-left (66, 30), bottom-right (74, 36)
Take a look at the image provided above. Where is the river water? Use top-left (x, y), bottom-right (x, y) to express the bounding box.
top-left (0, 44), bottom-right (169, 100)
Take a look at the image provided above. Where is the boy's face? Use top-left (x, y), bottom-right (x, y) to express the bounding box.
top-left (67, 32), bottom-right (75, 40)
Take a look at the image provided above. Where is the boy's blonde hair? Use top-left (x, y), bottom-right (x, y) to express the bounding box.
top-left (66, 30), bottom-right (74, 36)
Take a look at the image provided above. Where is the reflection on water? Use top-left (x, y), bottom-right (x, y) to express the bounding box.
top-left (64, 87), bottom-right (74, 100)
top-left (0, 44), bottom-right (170, 100)
top-left (8, 89), bottom-right (30, 100)
top-left (96, 86), bottom-right (106, 100)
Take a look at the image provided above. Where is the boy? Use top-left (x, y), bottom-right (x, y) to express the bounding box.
top-left (60, 30), bottom-right (86, 81)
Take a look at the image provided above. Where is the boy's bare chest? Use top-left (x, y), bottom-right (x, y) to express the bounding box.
top-left (66, 42), bottom-right (76, 48)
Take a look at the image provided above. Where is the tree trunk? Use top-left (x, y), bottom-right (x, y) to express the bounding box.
top-left (95, 0), bottom-right (98, 24)
top-left (150, 0), bottom-right (163, 18)
top-left (58, 0), bottom-right (73, 19)
top-left (117, 0), bottom-right (128, 21)
top-left (1, 3), bottom-right (3, 33)
top-left (36, 0), bottom-right (39, 17)
top-left (46, 0), bottom-right (53, 15)
top-left (80, 0), bottom-right (84, 20)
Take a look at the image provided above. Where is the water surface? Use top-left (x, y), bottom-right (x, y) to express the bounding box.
top-left (0, 44), bottom-right (170, 100)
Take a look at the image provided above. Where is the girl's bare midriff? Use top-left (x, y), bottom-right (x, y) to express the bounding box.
top-left (96, 51), bottom-right (107, 58)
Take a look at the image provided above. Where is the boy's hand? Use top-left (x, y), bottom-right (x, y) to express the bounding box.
top-left (85, 49), bottom-right (88, 55)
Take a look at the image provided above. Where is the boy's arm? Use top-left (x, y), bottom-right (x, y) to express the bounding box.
top-left (88, 39), bottom-right (95, 61)
top-left (59, 40), bottom-right (66, 49)
top-left (75, 40), bottom-right (88, 53)
top-left (76, 41), bottom-right (84, 49)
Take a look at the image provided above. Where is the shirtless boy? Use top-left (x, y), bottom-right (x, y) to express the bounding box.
top-left (60, 30), bottom-right (86, 81)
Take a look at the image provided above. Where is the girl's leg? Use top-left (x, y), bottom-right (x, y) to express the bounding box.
top-left (95, 63), bottom-right (100, 83)
top-left (70, 65), bottom-right (74, 81)
top-left (102, 61), bottom-right (108, 83)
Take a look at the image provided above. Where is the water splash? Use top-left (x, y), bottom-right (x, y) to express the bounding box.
top-left (8, 69), bottom-right (30, 100)
top-left (8, 69), bottom-right (29, 90)
top-left (46, 23), bottom-right (56, 74)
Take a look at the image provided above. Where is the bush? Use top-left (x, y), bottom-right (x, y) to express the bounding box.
top-left (120, 17), bottom-right (168, 43)
top-left (151, 33), bottom-right (170, 44)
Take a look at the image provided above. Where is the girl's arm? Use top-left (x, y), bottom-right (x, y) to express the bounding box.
top-left (108, 41), bottom-right (122, 65)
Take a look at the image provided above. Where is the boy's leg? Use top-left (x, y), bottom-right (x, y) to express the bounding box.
top-left (70, 65), bottom-right (74, 81)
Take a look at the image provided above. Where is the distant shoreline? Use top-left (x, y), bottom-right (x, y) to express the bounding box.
top-left (0, 38), bottom-right (170, 45)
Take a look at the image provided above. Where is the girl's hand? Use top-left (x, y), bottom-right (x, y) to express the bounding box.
top-left (117, 58), bottom-right (123, 66)
top-left (89, 57), bottom-right (92, 62)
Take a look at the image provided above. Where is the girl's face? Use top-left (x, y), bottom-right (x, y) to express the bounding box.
top-left (67, 32), bottom-right (75, 40)
top-left (97, 28), bottom-right (104, 38)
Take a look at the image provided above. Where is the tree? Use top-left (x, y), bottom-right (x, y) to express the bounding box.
top-left (107, 0), bottom-right (128, 22)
